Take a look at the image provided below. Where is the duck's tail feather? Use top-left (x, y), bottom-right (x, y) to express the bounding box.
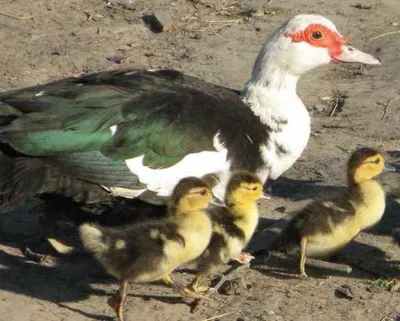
top-left (0, 147), bottom-right (114, 213)
top-left (0, 151), bottom-right (46, 212)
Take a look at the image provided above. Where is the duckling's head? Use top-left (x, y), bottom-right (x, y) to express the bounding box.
top-left (170, 177), bottom-right (212, 213)
top-left (347, 148), bottom-right (394, 184)
top-left (225, 171), bottom-right (263, 206)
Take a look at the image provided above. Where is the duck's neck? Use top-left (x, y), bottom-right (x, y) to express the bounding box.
top-left (242, 49), bottom-right (301, 124)
top-left (245, 60), bottom-right (299, 93)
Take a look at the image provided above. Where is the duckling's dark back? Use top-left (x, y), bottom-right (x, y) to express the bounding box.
top-left (208, 205), bottom-right (246, 240)
top-left (277, 195), bottom-right (356, 254)
top-left (80, 220), bottom-right (185, 280)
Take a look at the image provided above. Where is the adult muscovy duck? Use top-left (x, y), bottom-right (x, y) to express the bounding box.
top-left (0, 14), bottom-right (380, 211)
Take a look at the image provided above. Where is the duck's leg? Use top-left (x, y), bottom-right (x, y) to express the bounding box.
top-left (107, 280), bottom-right (129, 321)
top-left (299, 237), bottom-right (308, 278)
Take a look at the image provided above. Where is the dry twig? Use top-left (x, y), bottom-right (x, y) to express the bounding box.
top-left (379, 310), bottom-right (395, 321)
top-left (269, 251), bottom-right (352, 274)
top-left (321, 90), bottom-right (348, 117)
top-left (263, 0), bottom-right (273, 8)
top-left (370, 30), bottom-right (400, 40)
top-left (329, 100), bottom-right (340, 117)
top-left (0, 11), bottom-right (34, 20)
top-left (205, 19), bottom-right (242, 23)
top-left (380, 96), bottom-right (400, 121)
top-left (201, 311), bottom-right (238, 321)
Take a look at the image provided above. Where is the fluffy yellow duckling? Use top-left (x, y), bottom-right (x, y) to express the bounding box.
top-left (182, 171), bottom-right (262, 294)
top-left (278, 147), bottom-right (395, 277)
top-left (79, 177), bottom-right (213, 321)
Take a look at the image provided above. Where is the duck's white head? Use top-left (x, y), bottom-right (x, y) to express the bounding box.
top-left (249, 14), bottom-right (381, 85)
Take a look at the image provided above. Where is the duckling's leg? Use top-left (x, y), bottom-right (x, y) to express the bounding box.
top-left (159, 274), bottom-right (198, 299)
top-left (161, 274), bottom-right (174, 286)
top-left (160, 274), bottom-right (186, 291)
top-left (299, 237), bottom-right (308, 278)
top-left (107, 280), bottom-right (129, 321)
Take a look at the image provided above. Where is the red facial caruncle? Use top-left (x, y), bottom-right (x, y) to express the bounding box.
top-left (285, 24), bottom-right (349, 60)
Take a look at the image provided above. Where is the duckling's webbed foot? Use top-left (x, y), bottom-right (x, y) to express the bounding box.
top-left (180, 286), bottom-right (209, 298)
top-left (107, 296), bottom-right (122, 320)
top-left (180, 276), bottom-right (209, 298)
top-left (187, 283), bottom-right (210, 294)
top-left (161, 274), bottom-right (174, 287)
top-left (233, 252), bottom-right (255, 264)
top-left (300, 271), bottom-right (308, 278)
top-left (164, 278), bottom-right (202, 299)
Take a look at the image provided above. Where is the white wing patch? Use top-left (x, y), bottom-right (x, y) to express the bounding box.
top-left (124, 71), bottom-right (138, 76)
top-left (109, 125), bottom-right (118, 135)
top-left (123, 132), bottom-right (230, 199)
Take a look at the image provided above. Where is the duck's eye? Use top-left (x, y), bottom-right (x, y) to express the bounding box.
top-left (373, 158), bottom-right (380, 164)
top-left (311, 31), bottom-right (324, 40)
top-left (199, 189), bottom-right (208, 196)
top-left (252, 186), bottom-right (258, 191)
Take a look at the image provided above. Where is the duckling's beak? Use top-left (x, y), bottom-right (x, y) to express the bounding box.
top-left (261, 192), bottom-right (271, 200)
top-left (332, 45), bottom-right (381, 65)
top-left (211, 194), bottom-right (225, 206)
top-left (383, 163), bottom-right (397, 172)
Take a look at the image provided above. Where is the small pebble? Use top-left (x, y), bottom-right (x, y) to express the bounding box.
top-left (106, 55), bottom-right (125, 64)
top-left (351, 4), bottom-right (372, 9)
top-left (144, 11), bottom-right (173, 33)
top-left (335, 284), bottom-right (354, 300)
top-left (275, 206), bottom-right (286, 213)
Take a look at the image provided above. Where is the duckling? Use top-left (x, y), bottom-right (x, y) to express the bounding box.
top-left (392, 186), bottom-right (400, 247)
top-left (277, 147), bottom-right (395, 277)
top-left (79, 177), bottom-right (213, 321)
top-left (182, 171), bottom-right (263, 294)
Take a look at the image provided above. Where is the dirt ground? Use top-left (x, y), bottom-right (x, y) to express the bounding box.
top-left (0, 0), bottom-right (400, 320)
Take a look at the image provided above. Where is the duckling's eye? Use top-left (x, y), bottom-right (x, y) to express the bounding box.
top-left (199, 189), bottom-right (208, 196)
top-left (252, 186), bottom-right (258, 191)
top-left (311, 31), bottom-right (324, 41)
top-left (373, 158), bottom-right (380, 164)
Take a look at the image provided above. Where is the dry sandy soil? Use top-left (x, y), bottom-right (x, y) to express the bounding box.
top-left (0, 0), bottom-right (400, 320)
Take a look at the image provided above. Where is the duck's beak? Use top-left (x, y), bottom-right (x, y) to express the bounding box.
top-left (383, 163), bottom-right (397, 172)
top-left (332, 45), bottom-right (381, 65)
